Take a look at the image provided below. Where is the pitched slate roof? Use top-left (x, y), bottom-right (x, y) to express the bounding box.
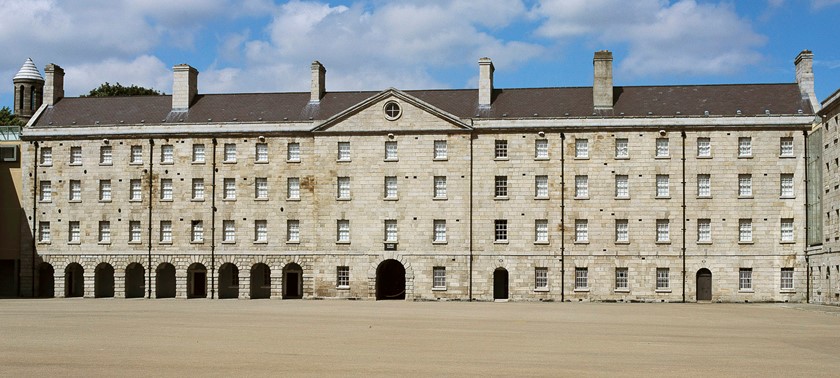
top-left (32, 83), bottom-right (812, 128)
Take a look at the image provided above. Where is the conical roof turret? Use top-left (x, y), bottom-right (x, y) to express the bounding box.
top-left (13, 58), bottom-right (44, 82)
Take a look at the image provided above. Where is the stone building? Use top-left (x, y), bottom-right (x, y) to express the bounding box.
top-left (14, 51), bottom-right (822, 302)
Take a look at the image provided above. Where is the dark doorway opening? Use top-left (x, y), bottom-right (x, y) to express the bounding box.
top-left (187, 263), bottom-right (207, 299)
top-left (0, 260), bottom-right (16, 297)
top-left (250, 263), bottom-right (271, 299)
top-left (65, 263), bottom-right (84, 298)
top-left (493, 268), bottom-right (509, 300)
top-left (125, 263), bottom-right (145, 298)
top-left (696, 268), bottom-right (712, 301)
top-left (38, 263), bottom-right (54, 298)
top-left (283, 263), bottom-right (303, 299)
top-left (376, 259), bottom-right (406, 300)
top-left (155, 263), bottom-right (176, 298)
top-left (218, 263), bottom-right (239, 299)
top-left (94, 263), bottom-right (115, 298)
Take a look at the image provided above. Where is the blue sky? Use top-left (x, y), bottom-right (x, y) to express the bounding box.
top-left (1, 0), bottom-right (839, 111)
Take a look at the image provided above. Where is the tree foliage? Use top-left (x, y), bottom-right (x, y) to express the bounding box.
top-left (82, 82), bottom-right (163, 97)
top-left (0, 106), bottom-right (24, 126)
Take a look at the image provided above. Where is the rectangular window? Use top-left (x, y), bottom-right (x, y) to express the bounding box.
top-left (337, 220), bottom-right (350, 242)
top-left (697, 174), bottom-right (711, 197)
top-left (40, 147), bottom-right (52, 166)
top-left (780, 174), bottom-right (794, 197)
top-left (160, 221), bottom-right (172, 242)
top-left (223, 220), bottom-right (235, 242)
top-left (615, 219), bottom-right (629, 242)
top-left (738, 174), bottom-right (752, 197)
top-left (255, 177), bottom-right (268, 199)
top-left (615, 268), bottom-right (628, 290)
top-left (780, 137), bottom-right (794, 157)
top-left (223, 178), bottom-right (235, 200)
top-left (739, 268), bottom-right (753, 290)
top-left (697, 137), bottom-right (711, 157)
top-left (224, 143), bottom-right (236, 162)
top-left (575, 139), bottom-right (588, 158)
top-left (697, 219), bottom-right (711, 242)
top-left (192, 144), bottom-right (205, 163)
top-left (738, 137), bottom-right (752, 157)
top-left (192, 179), bottom-right (204, 200)
top-left (656, 175), bottom-right (669, 197)
top-left (39, 181), bottom-right (51, 202)
top-left (494, 176), bottom-right (507, 198)
top-left (494, 219), bottom-right (508, 242)
top-left (287, 142), bottom-right (301, 162)
top-left (336, 266), bottom-right (350, 288)
top-left (615, 138), bottom-right (628, 158)
top-left (656, 138), bottom-right (669, 157)
top-left (575, 219), bottom-right (588, 242)
top-left (535, 267), bottom-right (548, 289)
top-left (575, 175), bottom-right (588, 198)
top-left (287, 177), bottom-right (300, 200)
top-left (615, 175), bottom-right (629, 198)
top-left (494, 140), bottom-right (508, 159)
top-left (69, 221), bottom-right (80, 242)
top-left (384, 220), bottom-right (397, 242)
top-left (656, 268), bottom-right (670, 290)
top-left (129, 221), bottom-right (141, 243)
top-left (781, 218), bottom-right (794, 242)
top-left (433, 176), bottom-right (447, 199)
top-left (99, 221), bottom-right (110, 243)
top-left (575, 267), bottom-right (588, 289)
top-left (656, 219), bottom-right (670, 242)
top-left (337, 142), bottom-right (350, 161)
top-left (385, 141), bottom-right (398, 160)
top-left (287, 220), bottom-right (300, 242)
top-left (99, 146), bottom-right (112, 165)
top-left (161, 178), bottom-right (173, 200)
top-left (433, 267), bottom-right (446, 289)
top-left (535, 139), bottom-right (548, 159)
top-left (38, 222), bottom-right (50, 242)
top-left (70, 146), bottom-right (82, 165)
top-left (337, 177), bottom-right (350, 199)
top-left (780, 268), bottom-right (794, 290)
top-left (99, 180), bottom-right (111, 201)
top-left (535, 219), bottom-right (548, 243)
top-left (255, 220), bottom-right (267, 242)
top-left (161, 144), bottom-right (174, 164)
top-left (434, 220), bottom-right (447, 242)
top-left (130, 179), bottom-right (142, 201)
top-left (191, 220), bottom-right (204, 243)
top-left (433, 140), bottom-right (447, 160)
top-left (255, 143), bottom-right (268, 163)
top-left (130, 145), bottom-right (143, 164)
top-left (739, 219), bottom-right (753, 242)
top-left (535, 175), bottom-right (549, 198)
top-left (69, 180), bottom-right (81, 201)
top-left (384, 176), bottom-right (397, 199)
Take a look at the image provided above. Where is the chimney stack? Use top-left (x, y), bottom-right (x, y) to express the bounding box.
top-left (172, 64), bottom-right (198, 111)
top-left (478, 57), bottom-right (494, 108)
top-left (44, 64), bottom-right (64, 106)
top-left (310, 61), bottom-right (326, 103)
top-left (593, 50), bottom-right (614, 110)
top-left (795, 50), bottom-right (818, 112)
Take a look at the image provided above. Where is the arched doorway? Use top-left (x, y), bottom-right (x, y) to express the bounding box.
top-left (38, 263), bottom-right (54, 298)
top-left (283, 263), bottom-right (303, 299)
top-left (218, 263), bottom-right (239, 299)
top-left (125, 263), bottom-right (145, 298)
top-left (376, 259), bottom-right (406, 300)
top-left (65, 263), bottom-right (84, 298)
top-left (94, 263), bottom-right (115, 298)
top-left (187, 263), bottom-right (207, 299)
top-left (155, 263), bottom-right (176, 298)
top-left (250, 263), bottom-right (271, 299)
top-left (493, 268), bottom-right (509, 300)
top-left (696, 268), bottom-right (712, 301)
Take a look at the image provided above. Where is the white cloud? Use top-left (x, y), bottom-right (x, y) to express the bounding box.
top-left (64, 55), bottom-right (171, 96)
top-left (811, 0), bottom-right (840, 8)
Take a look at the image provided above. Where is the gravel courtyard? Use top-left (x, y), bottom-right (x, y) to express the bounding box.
top-left (1, 299), bottom-right (839, 376)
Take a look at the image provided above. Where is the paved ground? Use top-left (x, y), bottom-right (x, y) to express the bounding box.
top-left (1, 299), bottom-right (839, 377)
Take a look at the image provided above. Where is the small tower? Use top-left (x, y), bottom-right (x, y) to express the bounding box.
top-left (13, 58), bottom-right (44, 122)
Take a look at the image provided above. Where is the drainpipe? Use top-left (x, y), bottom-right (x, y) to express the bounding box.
top-left (211, 138), bottom-right (217, 299)
top-left (469, 132), bottom-right (474, 301)
top-left (147, 139), bottom-right (154, 298)
top-left (31, 141), bottom-right (39, 298)
top-left (681, 131), bottom-right (686, 303)
top-left (560, 132), bottom-right (565, 302)
top-left (803, 130), bottom-right (809, 303)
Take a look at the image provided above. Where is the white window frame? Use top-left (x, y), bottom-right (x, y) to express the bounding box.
top-left (575, 219), bottom-right (588, 242)
top-left (39, 181), bottom-right (51, 202)
top-left (384, 219), bottom-right (398, 242)
top-left (780, 174), bottom-right (794, 198)
top-left (575, 175), bottom-right (588, 198)
top-left (655, 138), bottom-right (669, 157)
top-left (575, 139), bottom-right (588, 159)
top-left (192, 178), bottom-right (205, 201)
top-left (99, 180), bottom-right (111, 202)
top-left (575, 267), bottom-right (588, 290)
top-left (780, 137), bottom-right (794, 157)
top-left (223, 220), bottom-right (236, 243)
top-left (129, 221), bottom-right (141, 243)
top-left (287, 220), bottom-right (300, 242)
top-left (656, 219), bottom-right (670, 242)
top-left (192, 144), bottom-right (205, 163)
top-left (535, 219), bottom-right (548, 243)
top-left (656, 174), bottom-right (669, 198)
top-left (697, 219), bottom-right (711, 242)
top-left (494, 176), bottom-right (507, 198)
top-left (69, 221), bottom-right (81, 243)
top-left (494, 219), bottom-right (507, 242)
top-left (615, 175), bottom-right (629, 198)
top-left (780, 218), bottom-right (794, 242)
top-left (739, 219), bottom-right (753, 242)
top-left (98, 221), bottom-right (111, 243)
top-left (255, 142), bottom-right (269, 163)
top-left (739, 268), bottom-right (753, 291)
top-left (160, 144), bottom-right (174, 164)
top-left (223, 178), bottom-right (236, 200)
top-left (255, 220), bottom-right (267, 242)
top-left (255, 177), bottom-right (268, 200)
top-left (697, 174), bottom-right (711, 198)
top-left (433, 267), bottom-right (446, 289)
top-left (223, 143), bottom-right (237, 163)
top-left (191, 220), bottom-right (204, 243)
top-left (535, 267), bottom-right (548, 290)
top-left (384, 176), bottom-right (398, 199)
top-left (337, 219), bottom-right (350, 243)
top-left (70, 146), bottom-right (82, 165)
top-left (38, 222), bottom-right (50, 242)
top-left (494, 140), bottom-right (508, 159)
top-left (433, 220), bottom-right (447, 243)
top-left (161, 178), bottom-right (173, 201)
top-left (615, 268), bottom-right (628, 290)
top-left (780, 268), bottom-right (794, 290)
top-left (535, 139), bottom-right (549, 159)
top-left (738, 174), bottom-right (752, 197)
top-left (697, 137), bottom-right (711, 157)
top-left (336, 266), bottom-right (350, 288)
top-left (287, 142), bottom-right (301, 162)
top-left (130, 145), bottom-right (143, 164)
top-left (69, 180), bottom-right (81, 201)
top-left (287, 177), bottom-right (300, 200)
top-left (337, 142), bottom-right (350, 161)
top-left (656, 268), bottom-right (670, 290)
top-left (99, 145), bottom-right (112, 165)
top-left (615, 219), bottom-right (629, 243)
top-left (159, 221), bottom-right (172, 243)
top-left (40, 147), bottom-right (52, 166)
top-left (384, 141), bottom-right (398, 161)
top-left (433, 140), bottom-right (447, 160)
top-left (738, 137), bottom-right (752, 157)
top-left (615, 138), bottom-right (628, 158)
top-left (337, 177), bottom-right (350, 199)
top-left (433, 176), bottom-right (447, 199)
top-left (130, 179), bottom-right (142, 201)
top-left (535, 175), bottom-right (549, 199)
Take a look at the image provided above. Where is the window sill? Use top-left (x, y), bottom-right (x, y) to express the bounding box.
top-left (697, 241), bottom-right (713, 245)
top-left (160, 199), bottom-right (173, 203)
top-left (655, 196), bottom-right (671, 200)
top-left (254, 241), bottom-right (268, 245)
top-left (432, 240), bottom-right (447, 245)
top-left (129, 199), bottom-right (142, 203)
top-left (655, 289), bottom-right (672, 293)
top-left (37, 241), bottom-right (51, 245)
top-left (159, 241), bottom-right (172, 245)
top-left (614, 288), bottom-right (630, 293)
top-left (69, 163), bottom-right (82, 166)
top-left (494, 157), bottom-right (509, 161)
top-left (494, 196), bottom-right (509, 201)
top-left (533, 288), bottom-right (550, 293)
top-left (40, 164), bottom-right (53, 167)
top-left (254, 161), bottom-right (269, 164)
top-left (534, 196), bottom-right (550, 200)
top-left (493, 241), bottom-right (509, 245)
top-left (222, 160), bottom-right (237, 164)
top-left (384, 158), bottom-right (398, 162)
top-left (190, 241), bottom-right (204, 245)
top-left (614, 156), bottom-right (629, 160)
top-left (98, 241), bottom-right (111, 245)
top-left (191, 199), bottom-right (205, 202)
top-left (336, 198), bottom-right (352, 201)
top-left (655, 156), bottom-right (670, 159)
top-left (575, 196), bottom-right (589, 200)
top-left (615, 241), bottom-right (630, 245)
top-left (573, 288), bottom-right (590, 292)
top-left (615, 197), bottom-right (630, 200)
top-left (780, 240), bottom-right (795, 244)
top-left (655, 241), bottom-right (671, 245)
top-left (738, 241), bottom-right (754, 245)
top-left (534, 157), bottom-right (550, 161)
top-left (160, 162), bottom-right (174, 165)
top-left (433, 157), bottom-right (448, 162)
top-left (99, 163), bottom-right (113, 167)
top-left (574, 157), bottom-right (589, 160)
top-left (336, 241), bottom-right (350, 245)
top-left (383, 197), bottom-right (398, 201)
top-left (780, 289), bottom-right (796, 293)
top-left (254, 198), bottom-right (269, 202)
top-left (39, 200), bottom-right (51, 204)
top-left (433, 197), bottom-right (447, 201)
top-left (738, 156), bottom-right (753, 159)
top-left (696, 196), bottom-right (712, 199)
top-left (221, 241), bottom-right (236, 244)
top-left (432, 287), bottom-right (447, 291)
top-left (336, 159), bottom-right (351, 163)
top-left (574, 241), bottom-right (589, 245)
top-left (534, 241), bottom-right (550, 245)
top-left (336, 285), bottom-right (350, 290)
top-left (67, 241), bottom-right (81, 245)
top-left (738, 289), bottom-right (754, 293)
top-left (191, 161), bottom-right (206, 165)
top-left (68, 200), bottom-right (82, 203)
top-left (222, 198), bottom-right (236, 202)
top-left (287, 159), bottom-right (301, 163)
top-left (780, 196), bottom-right (796, 200)
top-left (779, 155), bottom-right (795, 159)
top-left (286, 198), bottom-right (301, 201)
top-left (738, 196), bottom-right (754, 199)
top-left (99, 200), bottom-right (112, 203)
top-left (696, 156), bottom-right (712, 159)
top-left (128, 241), bottom-right (142, 245)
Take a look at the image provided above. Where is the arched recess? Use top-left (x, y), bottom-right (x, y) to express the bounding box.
top-left (65, 263), bottom-right (84, 298)
top-left (38, 262), bottom-right (55, 298)
top-left (95, 263), bottom-right (115, 298)
top-left (250, 263), bottom-right (271, 299)
top-left (282, 263), bottom-right (303, 299)
top-left (187, 263), bottom-right (207, 299)
top-left (493, 268), bottom-right (509, 300)
top-left (696, 268), bottom-right (713, 301)
top-left (376, 259), bottom-right (406, 300)
top-left (218, 263), bottom-right (239, 299)
top-left (156, 263), bottom-right (176, 299)
top-left (125, 263), bottom-right (145, 299)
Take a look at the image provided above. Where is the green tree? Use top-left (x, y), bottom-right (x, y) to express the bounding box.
top-left (82, 82), bottom-right (163, 97)
top-left (0, 106), bottom-right (24, 126)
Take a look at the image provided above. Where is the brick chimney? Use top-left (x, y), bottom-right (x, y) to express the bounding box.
top-left (44, 64), bottom-right (64, 106)
top-left (172, 64), bottom-right (198, 111)
top-left (795, 50), bottom-right (818, 112)
top-left (478, 57), bottom-right (494, 108)
top-left (593, 50), bottom-right (614, 110)
top-left (311, 61), bottom-right (326, 103)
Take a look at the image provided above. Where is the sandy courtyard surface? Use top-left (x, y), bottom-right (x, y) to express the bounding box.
top-left (1, 299), bottom-right (839, 377)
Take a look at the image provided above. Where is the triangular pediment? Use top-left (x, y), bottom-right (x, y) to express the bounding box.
top-left (312, 88), bottom-right (472, 133)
